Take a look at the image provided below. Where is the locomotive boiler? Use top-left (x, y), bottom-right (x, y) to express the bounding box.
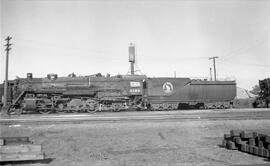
top-left (0, 72), bottom-right (236, 114)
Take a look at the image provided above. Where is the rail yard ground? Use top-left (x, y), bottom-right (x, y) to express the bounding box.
top-left (1, 109), bottom-right (270, 166)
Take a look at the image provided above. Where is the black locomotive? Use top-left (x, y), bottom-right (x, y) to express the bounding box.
top-left (0, 72), bottom-right (236, 114)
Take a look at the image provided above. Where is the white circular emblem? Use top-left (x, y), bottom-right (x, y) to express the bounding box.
top-left (162, 82), bottom-right (173, 93)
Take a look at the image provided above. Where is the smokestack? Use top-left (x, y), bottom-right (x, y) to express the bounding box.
top-left (129, 43), bottom-right (135, 75)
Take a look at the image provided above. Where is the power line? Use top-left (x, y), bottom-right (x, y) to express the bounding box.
top-left (220, 33), bottom-right (270, 60)
top-left (14, 37), bottom-right (127, 57)
top-left (221, 59), bottom-right (270, 67)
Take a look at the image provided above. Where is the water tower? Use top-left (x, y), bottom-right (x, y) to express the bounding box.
top-left (129, 43), bottom-right (136, 75)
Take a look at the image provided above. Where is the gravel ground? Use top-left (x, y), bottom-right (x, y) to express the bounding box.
top-left (1, 115), bottom-right (270, 166)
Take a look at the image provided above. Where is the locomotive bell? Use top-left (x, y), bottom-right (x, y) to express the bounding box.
top-left (47, 74), bottom-right (58, 80)
top-left (27, 73), bottom-right (33, 79)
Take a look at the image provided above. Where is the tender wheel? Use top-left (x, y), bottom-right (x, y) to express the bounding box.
top-left (199, 105), bottom-right (205, 109)
top-left (211, 105), bottom-right (216, 109)
top-left (219, 105), bottom-right (225, 109)
top-left (38, 109), bottom-right (52, 114)
top-left (168, 106), bottom-right (173, 110)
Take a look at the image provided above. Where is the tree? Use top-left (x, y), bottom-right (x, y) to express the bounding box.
top-left (250, 84), bottom-right (260, 95)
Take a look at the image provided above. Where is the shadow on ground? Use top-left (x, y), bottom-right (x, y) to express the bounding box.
top-left (0, 158), bottom-right (54, 165)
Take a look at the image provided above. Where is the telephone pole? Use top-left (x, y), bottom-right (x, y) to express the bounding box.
top-left (209, 56), bottom-right (218, 81)
top-left (3, 36), bottom-right (12, 107)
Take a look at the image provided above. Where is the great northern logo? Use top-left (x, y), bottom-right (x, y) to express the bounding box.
top-left (162, 82), bottom-right (173, 93)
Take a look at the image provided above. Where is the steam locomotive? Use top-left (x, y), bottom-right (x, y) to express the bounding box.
top-left (0, 72), bottom-right (236, 114)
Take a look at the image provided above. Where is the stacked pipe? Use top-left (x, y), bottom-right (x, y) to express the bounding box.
top-left (222, 130), bottom-right (270, 158)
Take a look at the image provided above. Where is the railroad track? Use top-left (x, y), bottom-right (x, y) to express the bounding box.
top-left (1, 109), bottom-right (270, 125)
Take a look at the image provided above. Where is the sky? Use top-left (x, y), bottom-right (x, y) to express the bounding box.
top-left (0, 0), bottom-right (270, 90)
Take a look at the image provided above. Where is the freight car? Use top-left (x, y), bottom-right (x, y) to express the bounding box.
top-left (0, 73), bottom-right (236, 114)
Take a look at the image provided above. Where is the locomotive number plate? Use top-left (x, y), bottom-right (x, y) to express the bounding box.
top-left (130, 81), bottom-right (140, 87)
top-left (130, 89), bottom-right (141, 93)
